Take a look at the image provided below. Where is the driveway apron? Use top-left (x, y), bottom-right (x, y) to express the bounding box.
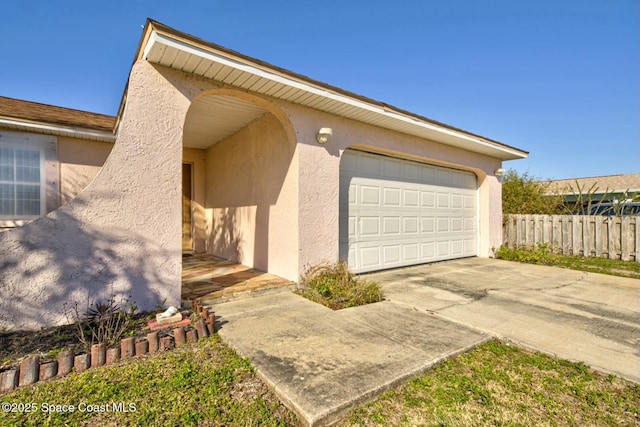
top-left (369, 258), bottom-right (640, 384)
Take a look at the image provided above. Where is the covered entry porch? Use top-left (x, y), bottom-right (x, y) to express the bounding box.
top-left (181, 253), bottom-right (295, 305)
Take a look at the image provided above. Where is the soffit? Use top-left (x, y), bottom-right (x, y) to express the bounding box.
top-left (183, 95), bottom-right (267, 149)
top-left (140, 21), bottom-right (528, 160)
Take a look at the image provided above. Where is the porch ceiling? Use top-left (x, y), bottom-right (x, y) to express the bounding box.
top-left (183, 95), bottom-right (268, 149)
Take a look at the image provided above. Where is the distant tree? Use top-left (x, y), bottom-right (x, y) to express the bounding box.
top-left (501, 169), bottom-right (562, 215)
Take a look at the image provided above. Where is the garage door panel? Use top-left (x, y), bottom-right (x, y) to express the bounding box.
top-left (451, 240), bottom-right (464, 255)
top-left (464, 194), bottom-right (475, 209)
top-left (360, 216), bottom-right (380, 237)
top-left (464, 217), bottom-right (475, 232)
top-left (348, 183), bottom-right (357, 204)
top-left (403, 217), bottom-right (418, 234)
top-left (403, 189), bottom-right (419, 207)
top-left (382, 216), bottom-right (400, 235)
top-left (421, 242), bottom-right (436, 259)
top-left (451, 194), bottom-right (463, 209)
top-left (383, 245), bottom-right (401, 264)
top-left (464, 240), bottom-right (475, 253)
top-left (383, 187), bottom-right (401, 206)
top-left (348, 216), bottom-right (357, 237)
top-left (421, 191), bottom-right (436, 207)
top-left (451, 217), bottom-right (463, 232)
top-left (404, 244), bottom-right (419, 261)
top-left (361, 186), bottom-right (380, 205)
top-left (437, 241), bottom-right (451, 257)
top-left (359, 246), bottom-right (381, 268)
top-left (340, 150), bottom-right (477, 273)
top-left (437, 193), bottom-right (450, 208)
top-left (421, 216), bottom-right (435, 233)
top-left (437, 217), bottom-right (449, 233)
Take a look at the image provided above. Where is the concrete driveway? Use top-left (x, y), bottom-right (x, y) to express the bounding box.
top-left (211, 258), bottom-right (640, 426)
top-left (367, 257), bottom-right (640, 384)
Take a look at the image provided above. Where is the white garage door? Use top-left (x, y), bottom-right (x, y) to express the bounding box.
top-left (339, 150), bottom-right (478, 273)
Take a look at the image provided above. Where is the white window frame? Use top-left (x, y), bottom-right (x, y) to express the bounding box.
top-left (0, 131), bottom-right (58, 227)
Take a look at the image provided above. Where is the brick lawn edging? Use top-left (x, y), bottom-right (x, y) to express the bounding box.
top-left (0, 304), bottom-right (215, 395)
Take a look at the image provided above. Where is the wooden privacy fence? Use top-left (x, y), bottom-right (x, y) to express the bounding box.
top-left (503, 214), bottom-right (639, 262)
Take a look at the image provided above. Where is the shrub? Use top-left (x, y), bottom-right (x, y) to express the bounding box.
top-left (495, 243), bottom-right (557, 265)
top-left (297, 260), bottom-right (383, 310)
top-left (64, 293), bottom-right (138, 349)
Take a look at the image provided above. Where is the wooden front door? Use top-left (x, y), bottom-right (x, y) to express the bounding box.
top-left (182, 163), bottom-right (193, 251)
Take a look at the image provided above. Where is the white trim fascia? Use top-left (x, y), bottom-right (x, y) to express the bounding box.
top-left (145, 31), bottom-right (527, 160)
top-left (0, 118), bottom-right (116, 142)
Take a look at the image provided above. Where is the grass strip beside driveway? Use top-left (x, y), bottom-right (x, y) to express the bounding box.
top-left (340, 340), bottom-right (640, 426)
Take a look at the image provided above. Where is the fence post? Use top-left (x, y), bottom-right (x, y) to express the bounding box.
top-left (551, 215), bottom-right (560, 252)
top-left (582, 216), bottom-right (591, 258)
top-left (621, 217), bottom-right (631, 261)
top-left (634, 217), bottom-right (640, 262)
top-left (594, 216), bottom-right (603, 257)
top-left (609, 217), bottom-right (619, 260)
top-left (508, 215), bottom-right (515, 247)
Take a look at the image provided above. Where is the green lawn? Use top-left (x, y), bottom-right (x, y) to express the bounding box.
top-left (2, 338), bottom-right (638, 426)
top-left (552, 254), bottom-right (640, 279)
top-left (496, 244), bottom-right (640, 279)
top-left (340, 340), bottom-right (640, 426)
top-left (0, 335), bottom-right (298, 427)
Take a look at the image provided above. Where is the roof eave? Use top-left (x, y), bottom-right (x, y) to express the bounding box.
top-left (0, 117), bottom-right (117, 143)
top-left (137, 20), bottom-right (528, 162)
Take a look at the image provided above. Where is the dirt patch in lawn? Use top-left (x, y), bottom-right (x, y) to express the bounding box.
top-left (0, 312), bottom-right (173, 371)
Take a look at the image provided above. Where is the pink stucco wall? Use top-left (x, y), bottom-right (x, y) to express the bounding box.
top-left (204, 112), bottom-right (299, 281)
top-left (58, 137), bottom-right (113, 205)
top-left (0, 61), bottom-right (186, 330)
top-left (275, 103), bottom-right (504, 273)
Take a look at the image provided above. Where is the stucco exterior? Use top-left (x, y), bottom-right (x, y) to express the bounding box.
top-left (271, 103), bottom-right (504, 271)
top-left (58, 136), bottom-right (113, 204)
top-left (203, 112), bottom-right (299, 281)
top-left (0, 61), bottom-right (186, 330)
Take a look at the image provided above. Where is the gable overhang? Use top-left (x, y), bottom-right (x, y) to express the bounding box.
top-left (136, 20), bottom-right (528, 161)
top-left (0, 117), bottom-right (116, 143)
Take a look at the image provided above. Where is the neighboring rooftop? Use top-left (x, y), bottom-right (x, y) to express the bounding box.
top-left (544, 173), bottom-right (640, 195)
top-left (0, 96), bottom-right (116, 142)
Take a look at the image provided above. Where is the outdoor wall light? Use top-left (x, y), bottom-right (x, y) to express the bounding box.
top-left (316, 127), bottom-right (333, 144)
top-left (494, 168), bottom-right (506, 177)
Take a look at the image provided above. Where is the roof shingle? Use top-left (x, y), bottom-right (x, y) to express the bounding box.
top-left (544, 173), bottom-right (640, 195)
top-left (0, 96), bottom-right (116, 133)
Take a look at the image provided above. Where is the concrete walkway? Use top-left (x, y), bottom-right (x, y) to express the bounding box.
top-left (212, 289), bottom-right (488, 426)
top-left (211, 258), bottom-right (640, 426)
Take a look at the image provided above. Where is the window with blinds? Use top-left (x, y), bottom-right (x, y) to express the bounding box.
top-left (0, 146), bottom-right (44, 219)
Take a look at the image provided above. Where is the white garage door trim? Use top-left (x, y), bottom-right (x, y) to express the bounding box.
top-left (339, 149), bottom-right (478, 273)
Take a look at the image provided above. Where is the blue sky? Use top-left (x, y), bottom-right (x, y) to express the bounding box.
top-left (1, 0), bottom-right (637, 180)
